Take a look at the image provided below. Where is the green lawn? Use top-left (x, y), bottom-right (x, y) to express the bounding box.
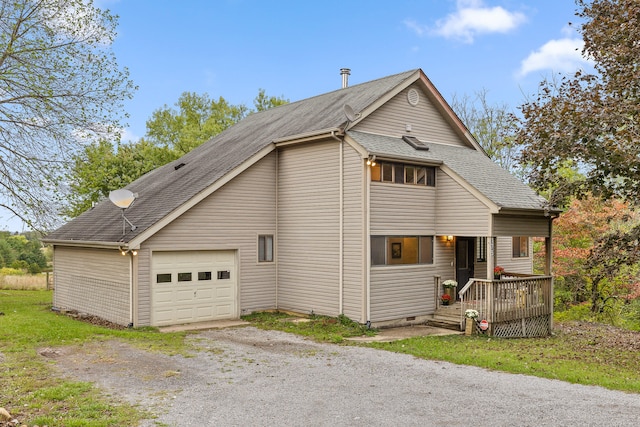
top-left (2, 291), bottom-right (639, 426)
top-left (0, 290), bottom-right (190, 426)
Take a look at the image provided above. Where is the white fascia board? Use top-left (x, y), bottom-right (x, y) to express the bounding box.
top-left (128, 144), bottom-right (276, 249)
top-left (354, 70), bottom-right (421, 123)
top-left (43, 240), bottom-right (124, 250)
top-left (440, 164), bottom-right (500, 214)
top-left (273, 128), bottom-right (343, 147)
top-left (343, 134), bottom-right (369, 158)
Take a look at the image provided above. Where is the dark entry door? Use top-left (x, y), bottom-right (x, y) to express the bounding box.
top-left (456, 237), bottom-right (475, 297)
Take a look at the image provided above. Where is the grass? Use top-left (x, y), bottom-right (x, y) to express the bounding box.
top-left (242, 311), bottom-right (377, 343)
top-left (3, 291), bottom-right (639, 425)
top-left (0, 272), bottom-right (49, 290)
top-left (0, 290), bottom-right (192, 426)
top-left (244, 311), bottom-right (640, 394)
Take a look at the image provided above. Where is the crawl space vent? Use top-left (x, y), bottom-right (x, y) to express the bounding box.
top-left (402, 135), bottom-right (429, 151)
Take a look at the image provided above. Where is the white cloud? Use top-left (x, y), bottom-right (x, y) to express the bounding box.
top-left (430, 0), bottom-right (527, 43)
top-left (120, 128), bottom-right (140, 143)
top-left (404, 19), bottom-right (427, 37)
top-left (518, 30), bottom-right (593, 77)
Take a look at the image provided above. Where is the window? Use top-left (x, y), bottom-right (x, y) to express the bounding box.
top-left (371, 163), bottom-right (381, 181)
top-left (156, 273), bottom-right (171, 283)
top-left (512, 236), bottom-right (529, 258)
top-left (371, 161), bottom-right (435, 187)
top-left (258, 234), bottom-right (274, 262)
top-left (198, 271), bottom-right (212, 281)
top-left (371, 236), bottom-right (433, 266)
top-left (217, 270), bottom-right (231, 280)
top-left (178, 272), bottom-right (192, 282)
top-left (381, 163), bottom-right (393, 182)
top-left (476, 237), bottom-right (487, 262)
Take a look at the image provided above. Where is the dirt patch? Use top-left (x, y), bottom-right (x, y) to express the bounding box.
top-left (42, 340), bottom-right (188, 410)
top-left (555, 321), bottom-right (640, 351)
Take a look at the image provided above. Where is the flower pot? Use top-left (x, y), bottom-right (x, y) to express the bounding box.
top-left (444, 287), bottom-right (456, 301)
top-left (465, 318), bottom-right (474, 335)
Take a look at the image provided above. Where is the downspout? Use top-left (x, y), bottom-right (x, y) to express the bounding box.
top-left (331, 130), bottom-right (344, 314)
top-left (275, 149), bottom-right (279, 309)
top-left (128, 252), bottom-right (134, 328)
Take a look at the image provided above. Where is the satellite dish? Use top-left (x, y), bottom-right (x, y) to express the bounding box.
top-left (343, 104), bottom-right (359, 122)
top-left (109, 189), bottom-right (138, 234)
top-left (109, 189), bottom-right (137, 209)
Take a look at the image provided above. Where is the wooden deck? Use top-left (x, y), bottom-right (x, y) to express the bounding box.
top-left (458, 275), bottom-right (553, 337)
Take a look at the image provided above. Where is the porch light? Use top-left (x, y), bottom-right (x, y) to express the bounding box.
top-left (446, 235), bottom-right (453, 242)
top-left (366, 155), bottom-right (376, 166)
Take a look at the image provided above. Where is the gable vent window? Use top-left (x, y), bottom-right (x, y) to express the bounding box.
top-left (407, 88), bottom-right (420, 106)
top-left (371, 161), bottom-right (435, 187)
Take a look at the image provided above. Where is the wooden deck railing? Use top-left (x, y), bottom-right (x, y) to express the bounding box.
top-left (458, 274), bottom-right (553, 336)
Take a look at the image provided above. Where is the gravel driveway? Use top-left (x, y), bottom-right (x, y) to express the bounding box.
top-left (50, 326), bottom-right (640, 426)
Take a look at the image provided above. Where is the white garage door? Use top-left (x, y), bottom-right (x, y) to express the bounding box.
top-left (151, 250), bottom-right (237, 326)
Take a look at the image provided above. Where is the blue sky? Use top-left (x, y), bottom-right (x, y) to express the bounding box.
top-left (103, 0), bottom-right (592, 142)
top-left (3, 0), bottom-right (593, 232)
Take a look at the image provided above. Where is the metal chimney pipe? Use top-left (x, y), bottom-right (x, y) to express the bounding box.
top-left (340, 68), bottom-right (351, 88)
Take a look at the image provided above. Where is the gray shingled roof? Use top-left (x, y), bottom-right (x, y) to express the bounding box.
top-left (348, 130), bottom-right (548, 211)
top-left (46, 70), bottom-right (420, 244)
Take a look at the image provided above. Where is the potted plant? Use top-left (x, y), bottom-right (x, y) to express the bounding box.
top-left (494, 266), bottom-right (504, 280)
top-left (442, 279), bottom-right (457, 301)
top-left (440, 293), bottom-right (452, 306)
top-left (464, 309), bottom-right (479, 335)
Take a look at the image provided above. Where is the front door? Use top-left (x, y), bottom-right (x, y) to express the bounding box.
top-left (456, 237), bottom-right (475, 298)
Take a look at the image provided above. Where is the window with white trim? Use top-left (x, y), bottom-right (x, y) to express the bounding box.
top-left (258, 234), bottom-right (274, 262)
top-left (512, 236), bottom-right (529, 258)
top-left (371, 236), bottom-right (434, 266)
top-left (371, 162), bottom-right (435, 187)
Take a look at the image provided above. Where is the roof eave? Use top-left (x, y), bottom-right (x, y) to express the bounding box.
top-left (273, 127), bottom-right (344, 147)
top-left (42, 239), bottom-right (126, 249)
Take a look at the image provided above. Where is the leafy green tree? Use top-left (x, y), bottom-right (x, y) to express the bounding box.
top-left (517, 0), bottom-right (640, 205)
top-left (0, 0), bottom-right (136, 230)
top-left (516, 0), bottom-right (640, 313)
top-left (66, 90), bottom-right (288, 218)
top-left (64, 139), bottom-right (177, 217)
top-left (253, 88), bottom-right (289, 112)
top-left (450, 89), bottom-right (520, 176)
top-left (146, 92), bottom-right (248, 155)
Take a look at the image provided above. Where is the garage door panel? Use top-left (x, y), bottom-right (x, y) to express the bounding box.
top-left (151, 251), bottom-right (237, 326)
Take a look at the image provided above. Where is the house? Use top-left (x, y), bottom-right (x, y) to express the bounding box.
top-left (44, 69), bottom-right (556, 336)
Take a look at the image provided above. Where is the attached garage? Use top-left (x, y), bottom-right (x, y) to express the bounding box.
top-left (151, 250), bottom-right (237, 326)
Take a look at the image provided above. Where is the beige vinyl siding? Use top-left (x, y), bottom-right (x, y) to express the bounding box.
top-left (496, 236), bottom-right (533, 275)
top-left (142, 153), bottom-right (277, 321)
top-left (370, 184), bottom-right (436, 235)
top-left (53, 246), bottom-right (130, 325)
top-left (436, 170), bottom-right (490, 236)
top-left (354, 84), bottom-right (466, 147)
top-left (342, 143), bottom-right (365, 322)
top-left (277, 140), bottom-right (340, 316)
top-left (435, 236), bottom-right (455, 283)
top-left (136, 248), bottom-right (151, 325)
top-left (493, 215), bottom-right (551, 237)
top-left (368, 175), bottom-right (438, 322)
top-left (370, 265), bottom-right (436, 321)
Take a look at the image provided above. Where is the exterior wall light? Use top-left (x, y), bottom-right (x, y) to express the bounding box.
top-left (446, 235), bottom-right (454, 242)
top-left (366, 155), bottom-right (376, 166)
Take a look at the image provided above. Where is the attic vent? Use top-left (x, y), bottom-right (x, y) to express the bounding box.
top-left (174, 162), bottom-right (186, 171)
top-left (407, 88), bottom-right (419, 106)
top-left (402, 135), bottom-right (429, 151)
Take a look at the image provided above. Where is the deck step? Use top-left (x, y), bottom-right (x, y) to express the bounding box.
top-left (430, 303), bottom-right (463, 331)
